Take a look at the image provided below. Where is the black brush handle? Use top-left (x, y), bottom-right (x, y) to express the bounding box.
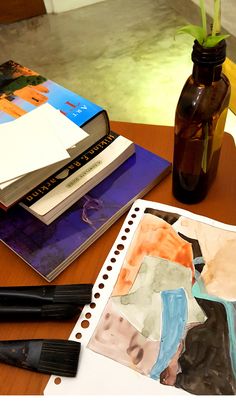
top-left (0, 339), bottom-right (43, 370)
top-left (0, 284), bottom-right (93, 305)
top-left (0, 304), bottom-right (82, 320)
top-left (0, 285), bottom-right (55, 303)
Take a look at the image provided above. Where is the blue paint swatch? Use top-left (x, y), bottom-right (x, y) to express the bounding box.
top-left (150, 288), bottom-right (188, 380)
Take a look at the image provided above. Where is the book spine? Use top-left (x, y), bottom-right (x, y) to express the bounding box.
top-left (20, 132), bottom-right (120, 208)
top-left (19, 133), bottom-right (134, 219)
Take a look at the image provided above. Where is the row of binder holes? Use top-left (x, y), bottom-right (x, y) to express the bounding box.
top-left (55, 300), bottom-right (99, 384)
top-left (75, 210), bottom-right (139, 342)
top-left (79, 247), bottom-right (122, 333)
top-left (74, 302), bottom-right (97, 341)
top-left (55, 209), bottom-right (140, 386)
top-left (54, 291), bottom-right (100, 382)
top-left (78, 232), bottom-right (127, 332)
top-left (78, 293), bottom-right (100, 331)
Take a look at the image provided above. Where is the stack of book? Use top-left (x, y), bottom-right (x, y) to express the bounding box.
top-left (0, 60), bottom-right (172, 281)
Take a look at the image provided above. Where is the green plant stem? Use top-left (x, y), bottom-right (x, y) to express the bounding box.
top-left (199, 0), bottom-right (207, 41)
top-left (212, 0), bottom-right (221, 36)
top-left (177, 0), bottom-right (227, 47)
top-left (202, 123), bottom-right (209, 173)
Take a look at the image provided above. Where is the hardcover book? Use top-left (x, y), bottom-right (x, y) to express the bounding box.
top-left (0, 60), bottom-right (110, 208)
top-left (0, 145), bottom-right (171, 281)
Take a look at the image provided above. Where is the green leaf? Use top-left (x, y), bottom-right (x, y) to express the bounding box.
top-left (177, 25), bottom-right (205, 44)
top-left (175, 2), bottom-right (230, 49)
top-left (203, 34), bottom-right (230, 47)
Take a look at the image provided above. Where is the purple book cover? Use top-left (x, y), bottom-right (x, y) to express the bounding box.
top-left (0, 145), bottom-right (171, 281)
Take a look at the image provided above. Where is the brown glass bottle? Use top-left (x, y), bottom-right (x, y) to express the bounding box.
top-left (172, 40), bottom-right (231, 204)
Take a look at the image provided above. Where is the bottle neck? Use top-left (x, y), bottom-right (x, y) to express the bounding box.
top-left (192, 63), bottom-right (222, 85)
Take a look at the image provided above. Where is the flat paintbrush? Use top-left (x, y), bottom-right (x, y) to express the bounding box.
top-left (0, 339), bottom-right (81, 377)
top-left (0, 284), bottom-right (93, 305)
top-left (0, 303), bottom-right (82, 321)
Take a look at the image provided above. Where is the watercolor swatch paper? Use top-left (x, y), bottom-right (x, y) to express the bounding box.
top-left (44, 199), bottom-right (236, 395)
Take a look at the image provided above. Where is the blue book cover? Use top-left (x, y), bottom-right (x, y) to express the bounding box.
top-left (0, 60), bottom-right (108, 127)
top-left (0, 145), bottom-right (171, 281)
top-left (0, 60), bottom-right (110, 209)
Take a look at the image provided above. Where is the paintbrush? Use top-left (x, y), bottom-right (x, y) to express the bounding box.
top-left (0, 303), bottom-right (82, 321)
top-left (0, 339), bottom-right (81, 377)
top-left (0, 284), bottom-right (93, 305)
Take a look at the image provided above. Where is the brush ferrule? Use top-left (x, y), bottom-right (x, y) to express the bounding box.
top-left (0, 285), bottom-right (55, 304)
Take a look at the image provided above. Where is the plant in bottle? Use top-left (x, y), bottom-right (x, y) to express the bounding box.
top-left (172, 0), bottom-right (231, 204)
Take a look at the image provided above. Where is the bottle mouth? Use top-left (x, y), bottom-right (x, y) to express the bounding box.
top-left (192, 39), bottom-right (226, 65)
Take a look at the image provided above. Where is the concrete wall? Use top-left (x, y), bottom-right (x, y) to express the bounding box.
top-left (191, 0), bottom-right (236, 36)
top-left (43, 0), bottom-right (105, 13)
top-left (43, 0), bottom-right (235, 37)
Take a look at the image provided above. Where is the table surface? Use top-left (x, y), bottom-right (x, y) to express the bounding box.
top-left (0, 121), bottom-right (235, 395)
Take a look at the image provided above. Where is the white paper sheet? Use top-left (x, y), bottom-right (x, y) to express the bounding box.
top-left (0, 103), bottom-right (88, 184)
top-left (225, 109), bottom-right (236, 146)
top-left (44, 199), bottom-right (236, 395)
top-left (34, 103), bottom-right (89, 150)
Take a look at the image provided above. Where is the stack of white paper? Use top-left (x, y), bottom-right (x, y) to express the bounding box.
top-left (0, 103), bottom-right (89, 184)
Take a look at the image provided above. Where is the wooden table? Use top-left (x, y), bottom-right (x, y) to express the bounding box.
top-left (0, 122), bottom-right (235, 395)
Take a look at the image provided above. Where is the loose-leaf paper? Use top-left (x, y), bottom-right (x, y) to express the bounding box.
top-left (0, 103), bottom-right (88, 184)
top-left (44, 199), bottom-right (236, 395)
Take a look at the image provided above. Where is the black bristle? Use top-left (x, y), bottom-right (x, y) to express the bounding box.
top-left (0, 339), bottom-right (81, 377)
top-left (53, 284), bottom-right (93, 305)
top-left (41, 304), bottom-right (82, 319)
top-left (0, 304), bottom-right (82, 321)
top-left (38, 340), bottom-right (81, 377)
top-left (0, 284), bottom-right (94, 306)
